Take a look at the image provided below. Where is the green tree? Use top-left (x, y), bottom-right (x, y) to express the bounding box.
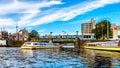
top-left (29, 30), bottom-right (40, 40)
top-left (92, 20), bottom-right (113, 40)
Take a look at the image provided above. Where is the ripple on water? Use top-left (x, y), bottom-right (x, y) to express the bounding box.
top-left (1, 47), bottom-right (120, 68)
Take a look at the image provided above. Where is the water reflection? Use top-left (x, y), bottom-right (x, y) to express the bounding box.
top-left (0, 47), bottom-right (119, 68)
top-left (94, 55), bottom-right (111, 68)
top-left (81, 49), bottom-right (120, 68)
top-left (21, 49), bottom-right (34, 58)
top-left (21, 49), bottom-right (86, 68)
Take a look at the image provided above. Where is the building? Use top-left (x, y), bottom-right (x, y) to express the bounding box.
top-left (110, 24), bottom-right (120, 40)
top-left (113, 25), bottom-right (118, 40)
top-left (18, 29), bottom-right (29, 41)
top-left (0, 31), bottom-right (8, 39)
top-left (118, 25), bottom-right (120, 39)
top-left (81, 18), bottom-right (96, 40)
top-left (111, 24), bottom-right (119, 40)
top-left (10, 29), bottom-right (29, 41)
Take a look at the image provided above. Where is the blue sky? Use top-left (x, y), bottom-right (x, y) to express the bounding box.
top-left (0, 0), bottom-right (120, 35)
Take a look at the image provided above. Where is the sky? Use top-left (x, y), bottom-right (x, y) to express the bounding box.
top-left (0, 0), bottom-right (120, 35)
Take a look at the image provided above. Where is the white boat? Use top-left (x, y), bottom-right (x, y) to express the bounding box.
top-left (0, 38), bottom-right (7, 46)
top-left (61, 46), bottom-right (75, 49)
top-left (21, 42), bottom-right (60, 49)
top-left (84, 41), bottom-right (120, 51)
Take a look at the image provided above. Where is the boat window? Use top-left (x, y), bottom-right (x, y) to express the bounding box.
top-left (40, 43), bottom-right (43, 45)
top-left (26, 42), bottom-right (31, 45)
top-left (44, 43), bottom-right (46, 46)
top-left (33, 43), bottom-right (39, 45)
top-left (50, 43), bottom-right (53, 46)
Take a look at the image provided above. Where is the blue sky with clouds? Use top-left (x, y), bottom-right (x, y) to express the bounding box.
top-left (0, 0), bottom-right (120, 35)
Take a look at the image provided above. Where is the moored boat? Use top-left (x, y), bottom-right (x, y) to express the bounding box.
top-left (21, 42), bottom-right (60, 49)
top-left (61, 45), bottom-right (75, 49)
top-left (84, 41), bottom-right (120, 51)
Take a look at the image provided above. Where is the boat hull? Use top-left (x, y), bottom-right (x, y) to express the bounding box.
top-left (21, 46), bottom-right (60, 49)
top-left (84, 46), bottom-right (120, 51)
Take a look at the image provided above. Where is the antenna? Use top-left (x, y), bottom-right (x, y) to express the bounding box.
top-left (16, 23), bottom-right (18, 33)
top-left (3, 24), bottom-right (5, 31)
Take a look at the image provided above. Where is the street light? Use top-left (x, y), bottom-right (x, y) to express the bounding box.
top-left (62, 31), bottom-right (66, 38)
top-left (76, 31), bottom-right (78, 38)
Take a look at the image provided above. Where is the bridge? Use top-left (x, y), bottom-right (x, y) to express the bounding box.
top-left (31, 37), bottom-right (81, 51)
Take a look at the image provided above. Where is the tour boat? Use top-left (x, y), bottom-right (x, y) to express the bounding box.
top-left (61, 45), bottom-right (75, 49)
top-left (84, 41), bottom-right (120, 51)
top-left (21, 42), bottom-right (60, 49)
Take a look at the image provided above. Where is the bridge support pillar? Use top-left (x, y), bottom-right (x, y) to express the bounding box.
top-left (75, 37), bottom-right (80, 52)
top-left (74, 31), bottom-right (80, 52)
top-left (48, 32), bottom-right (53, 43)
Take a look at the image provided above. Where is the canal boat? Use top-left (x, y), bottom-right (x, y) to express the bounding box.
top-left (21, 42), bottom-right (60, 49)
top-left (84, 41), bottom-right (120, 51)
top-left (61, 45), bottom-right (75, 49)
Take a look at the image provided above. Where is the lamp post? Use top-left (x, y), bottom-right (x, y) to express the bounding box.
top-left (62, 31), bottom-right (66, 38)
top-left (76, 31), bottom-right (78, 38)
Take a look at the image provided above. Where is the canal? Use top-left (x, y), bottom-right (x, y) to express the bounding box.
top-left (0, 47), bottom-right (120, 68)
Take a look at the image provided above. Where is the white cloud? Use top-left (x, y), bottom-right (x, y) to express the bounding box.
top-left (60, 0), bottom-right (120, 21)
top-left (28, 0), bottom-right (120, 26)
top-left (38, 29), bottom-right (46, 33)
top-left (6, 28), bottom-right (16, 33)
top-left (0, 0), bottom-right (63, 14)
top-left (0, 18), bottom-right (15, 26)
top-left (94, 11), bottom-right (120, 20)
top-left (0, 0), bottom-right (63, 30)
top-left (0, 0), bottom-right (120, 33)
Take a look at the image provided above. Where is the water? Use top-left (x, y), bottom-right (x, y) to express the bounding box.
top-left (0, 47), bottom-right (119, 68)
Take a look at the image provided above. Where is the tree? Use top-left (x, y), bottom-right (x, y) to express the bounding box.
top-left (92, 20), bottom-right (113, 40)
top-left (29, 30), bottom-right (40, 40)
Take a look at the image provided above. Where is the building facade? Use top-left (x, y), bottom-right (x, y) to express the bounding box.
top-left (18, 29), bottom-right (29, 41)
top-left (118, 25), bottom-right (120, 39)
top-left (0, 31), bottom-right (8, 39)
top-left (81, 18), bottom-right (96, 40)
top-left (113, 25), bottom-right (118, 40)
top-left (9, 29), bottom-right (29, 41)
top-left (110, 24), bottom-right (119, 40)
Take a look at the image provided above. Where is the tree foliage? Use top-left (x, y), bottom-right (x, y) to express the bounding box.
top-left (29, 30), bottom-right (40, 40)
top-left (92, 20), bottom-right (113, 40)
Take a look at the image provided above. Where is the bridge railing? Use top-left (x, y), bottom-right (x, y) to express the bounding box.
top-left (31, 38), bottom-right (76, 43)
